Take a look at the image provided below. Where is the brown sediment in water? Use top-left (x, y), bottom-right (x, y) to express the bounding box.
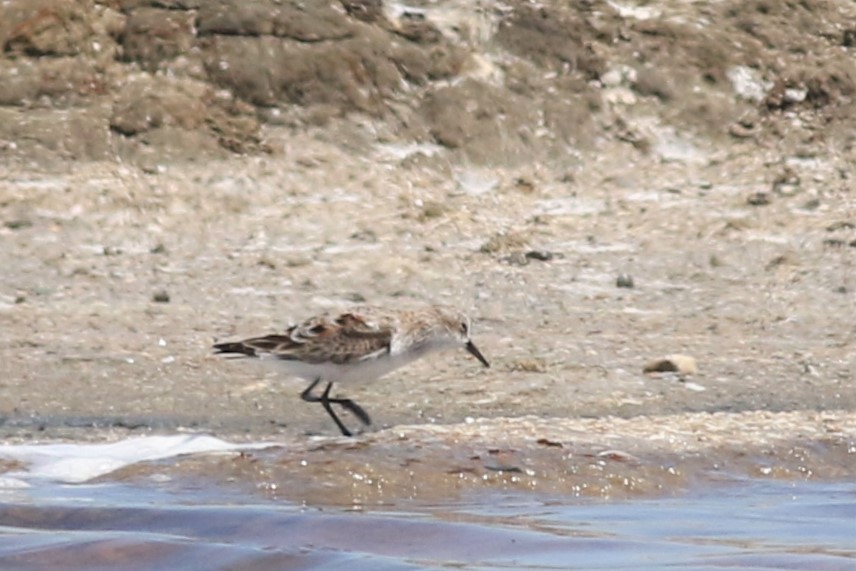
top-left (102, 410), bottom-right (856, 506)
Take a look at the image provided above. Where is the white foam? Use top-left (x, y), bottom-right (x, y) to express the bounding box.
top-left (0, 434), bottom-right (276, 484)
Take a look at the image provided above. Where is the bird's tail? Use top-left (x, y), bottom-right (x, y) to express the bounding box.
top-left (212, 341), bottom-right (257, 357)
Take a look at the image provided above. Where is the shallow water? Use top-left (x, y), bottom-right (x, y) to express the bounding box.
top-left (0, 477), bottom-right (853, 570)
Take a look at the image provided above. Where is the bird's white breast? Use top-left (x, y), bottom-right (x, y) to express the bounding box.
top-left (263, 348), bottom-right (428, 387)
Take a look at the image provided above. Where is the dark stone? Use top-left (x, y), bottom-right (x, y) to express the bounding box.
top-left (616, 274), bottom-right (635, 288)
top-left (152, 290), bottom-right (171, 303)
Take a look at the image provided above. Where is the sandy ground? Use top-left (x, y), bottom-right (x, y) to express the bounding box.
top-left (1, 122), bottom-right (854, 500)
top-left (0, 0), bottom-right (854, 502)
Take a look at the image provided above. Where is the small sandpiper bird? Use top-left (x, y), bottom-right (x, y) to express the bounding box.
top-left (213, 305), bottom-right (490, 436)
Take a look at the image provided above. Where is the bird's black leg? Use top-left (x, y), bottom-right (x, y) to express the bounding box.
top-left (300, 378), bottom-right (323, 403)
top-left (301, 378), bottom-right (350, 435)
top-left (300, 377), bottom-right (372, 436)
top-left (300, 378), bottom-right (371, 436)
top-left (324, 390), bottom-right (372, 427)
top-left (319, 382), bottom-right (353, 436)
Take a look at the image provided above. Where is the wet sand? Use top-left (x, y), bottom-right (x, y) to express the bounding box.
top-left (89, 411), bottom-right (855, 504)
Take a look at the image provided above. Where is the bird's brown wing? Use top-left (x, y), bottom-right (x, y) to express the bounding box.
top-left (214, 309), bottom-right (394, 365)
top-left (287, 310), bottom-right (394, 364)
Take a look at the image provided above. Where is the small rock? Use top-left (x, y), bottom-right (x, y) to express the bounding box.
top-left (709, 254), bottom-right (725, 268)
top-left (825, 221), bottom-right (854, 232)
top-left (513, 177), bottom-right (536, 193)
top-left (525, 250), bottom-right (556, 261)
top-left (643, 354), bottom-right (698, 375)
top-left (728, 65), bottom-right (768, 102)
top-left (800, 198), bottom-right (820, 211)
top-left (729, 122), bottom-right (756, 139)
top-left (784, 87), bottom-right (808, 104)
top-left (152, 290), bottom-right (170, 303)
top-left (350, 229), bottom-right (377, 242)
top-left (766, 253), bottom-right (798, 270)
top-left (284, 256), bottom-right (311, 268)
top-left (746, 192), bottom-right (770, 206)
top-left (616, 274), bottom-right (635, 288)
top-left (150, 243), bottom-right (167, 254)
top-left (394, 12), bottom-right (443, 44)
top-left (596, 449), bottom-right (641, 463)
top-left (600, 68), bottom-right (624, 87)
top-left (484, 464), bottom-right (523, 473)
top-left (418, 201), bottom-right (447, 220)
top-left (772, 167), bottom-right (800, 196)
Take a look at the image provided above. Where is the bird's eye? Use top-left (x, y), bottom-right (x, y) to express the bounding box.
top-left (460, 321), bottom-right (469, 335)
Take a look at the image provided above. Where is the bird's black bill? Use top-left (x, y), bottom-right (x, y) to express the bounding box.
top-left (466, 340), bottom-right (490, 368)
